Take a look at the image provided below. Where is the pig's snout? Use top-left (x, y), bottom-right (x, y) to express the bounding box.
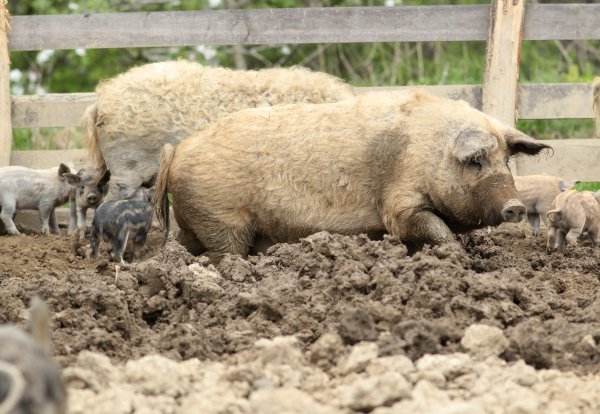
top-left (501, 199), bottom-right (526, 223)
top-left (87, 194), bottom-right (99, 205)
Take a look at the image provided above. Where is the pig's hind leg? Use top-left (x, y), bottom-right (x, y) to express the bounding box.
top-left (89, 223), bottom-right (102, 259)
top-left (111, 226), bottom-right (130, 264)
top-left (588, 224), bottom-right (600, 248)
top-left (0, 198), bottom-right (19, 235)
top-left (131, 227), bottom-right (149, 262)
top-left (198, 222), bottom-right (255, 264)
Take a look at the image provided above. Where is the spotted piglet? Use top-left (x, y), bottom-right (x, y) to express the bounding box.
top-left (89, 185), bottom-right (155, 264)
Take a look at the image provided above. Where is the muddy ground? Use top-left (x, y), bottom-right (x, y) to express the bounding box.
top-left (1, 222), bottom-right (600, 413)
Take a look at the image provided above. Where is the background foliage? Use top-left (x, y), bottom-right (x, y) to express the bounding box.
top-left (7, 0), bottom-right (600, 150)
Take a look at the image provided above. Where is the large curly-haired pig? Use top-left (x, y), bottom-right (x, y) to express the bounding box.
top-left (154, 89), bottom-right (551, 263)
top-left (85, 60), bottom-right (355, 198)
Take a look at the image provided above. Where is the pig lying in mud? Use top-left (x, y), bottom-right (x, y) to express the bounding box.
top-left (154, 89), bottom-right (550, 263)
top-left (546, 190), bottom-right (600, 252)
top-left (84, 60), bottom-right (355, 198)
top-left (0, 164), bottom-right (72, 235)
top-left (0, 297), bottom-right (66, 414)
top-left (90, 185), bottom-right (155, 264)
top-left (63, 168), bottom-right (111, 238)
top-left (514, 175), bottom-right (577, 236)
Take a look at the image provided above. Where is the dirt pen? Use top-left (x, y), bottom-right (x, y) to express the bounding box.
top-left (2, 1), bottom-right (600, 413)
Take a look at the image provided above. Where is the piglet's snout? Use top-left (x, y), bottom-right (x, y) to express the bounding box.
top-left (87, 194), bottom-right (99, 205)
top-left (501, 199), bottom-right (526, 223)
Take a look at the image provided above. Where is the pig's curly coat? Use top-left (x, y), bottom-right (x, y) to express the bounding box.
top-left (84, 60), bottom-right (355, 189)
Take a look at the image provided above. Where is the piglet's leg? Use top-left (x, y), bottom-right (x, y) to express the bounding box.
top-left (68, 196), bottom-right (77, 234)
top-left (38, 203), bottom-right (54, 235)
top-left (77, 207), bottom-right (88, 239)
top-left (0, 199), bottom-right (20, 235)
top-left (546, 227), bottom-right (558, 253)
top-left (49, 209), bottom-right (60, 234)
top-left (565, 228), bottom-right (582, 246)
top-left (588, 225), bottom-right (600, 248)
top-left (112, 227), bottom-right (130, 265)
top-left (555, 230), bottom-right (566, 250)
top-left (527, 213), bottom-right (541, 236)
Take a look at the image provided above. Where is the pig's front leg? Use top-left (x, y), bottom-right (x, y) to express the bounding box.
top-left (400, 210), bottom-right (458, 246)
top-left (68, 196), bottom-right (78, 234)
top-left (382, 193), bottom-right (458, 246)
top-left (0, 199), bottom-right (20, 235)
top-left (77, 207), bottom-right (88, 239)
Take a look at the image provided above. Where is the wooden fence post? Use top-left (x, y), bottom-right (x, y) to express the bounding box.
top-left (0, 0), bottom-right (11, 167)
top-left (482, 0), bottom-right (526, 174)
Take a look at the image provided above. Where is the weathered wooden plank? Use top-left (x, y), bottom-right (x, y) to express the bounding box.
top-left (482, 0), bottom-right (525, 128)
top-left (8, 6), bottom-right (490, 50)
top-left (524, 4), bottom-right (600, 41)
top-left (11, 93), bottom-right (95, 128)
top-left (10, 83), bottom-right (595, 129)
top-left (516, 139), bottom-right (600, 182)
top-left (10, 149), bottom-right (88, 169)
top-left (0, 2), bottom-right (11, 166)
top-left (518, 83), bottom-right (594, 120)
top-left (8, 4), bottom-right (600, 51)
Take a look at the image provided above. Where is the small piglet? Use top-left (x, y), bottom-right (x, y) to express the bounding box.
top-left (90, 185), bottom-right (155, 264)
top-left (63, 168), bottom-right (111, 238)
top-left (0, 297), bottom-right (66, 414)
top-left (0, 164), bottom-right (72, 235)
top-left (514, 175), bottom-right (577, 236)
top-left (546, 190), bottom-right (600, 252)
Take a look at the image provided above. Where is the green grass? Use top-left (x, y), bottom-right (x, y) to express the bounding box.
top-left (575, 182), bottom-right (600, 192)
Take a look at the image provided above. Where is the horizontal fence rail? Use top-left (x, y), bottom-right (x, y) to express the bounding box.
top-left (11, 83), bottom-right (594, 129)
top-left (8, 4), bottom-right (600, 51)
top-left (11, 140), bottom-right (600, 183)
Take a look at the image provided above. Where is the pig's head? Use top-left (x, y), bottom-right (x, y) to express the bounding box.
top-left (429, 123), bottom-right (551, 232)
top-left (64, 168), bottom-right (111, 209)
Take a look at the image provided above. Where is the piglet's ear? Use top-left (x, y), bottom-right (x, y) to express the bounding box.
top-left (63, 173), bottom-right (80, 185)
top-left (58, 163), bottom-right (71, 176)
top-left (452, 129), bottom-right (498, 162)
top-left (506, 130), bottom-right (552, 156)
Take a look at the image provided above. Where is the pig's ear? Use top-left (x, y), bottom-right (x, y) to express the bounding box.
top-left (505, 130), bottom-right (551, 156)
top-left (58, 163), bottom-right (71, 176)
top-left (452, 129), bottom-right (498, 162)
top-left (97, 170), bottom-right (111, 186)
top-left (63, 173), bottom-right (81, 185)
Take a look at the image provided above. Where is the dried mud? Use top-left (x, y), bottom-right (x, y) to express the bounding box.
top-left (2, 222), bottom-right (600, 412)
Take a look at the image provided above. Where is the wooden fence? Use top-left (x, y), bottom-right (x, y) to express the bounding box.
top-left (2, 2), bottom-right (600, 181)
